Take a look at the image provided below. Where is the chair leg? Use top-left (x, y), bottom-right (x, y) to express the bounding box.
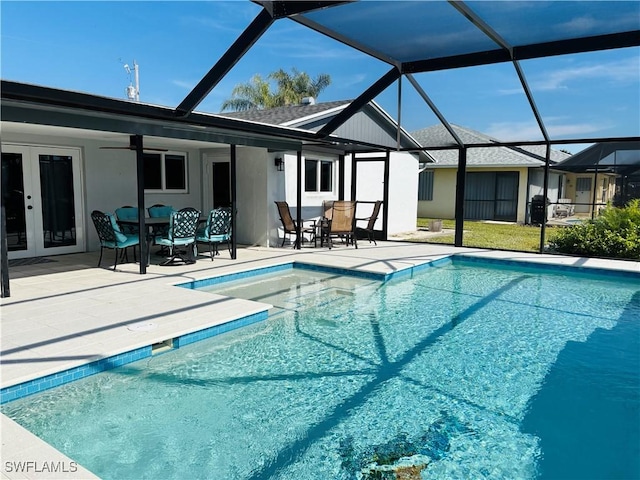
top-left (113, 248), bottom-right (119, 270)
top-left (209, 242), bottom-right (214, 261)
top-left (97, 247), bottom-right (104, 267)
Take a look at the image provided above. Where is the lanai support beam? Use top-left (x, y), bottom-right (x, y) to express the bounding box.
top-left (132, 134), bottom-right (148, 275)
top-left (230, 144), bottom-right (237, 259)
top-left (316, 67), bottom-right (400, 138)
top-left (296, 150), bottom-right (303, 249)
top-left (175, 9), bottom-right (274, 116)
top-left (454, 147), bottom-right (467, 247)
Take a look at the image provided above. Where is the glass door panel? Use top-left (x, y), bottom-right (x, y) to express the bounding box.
top-left (1, 151), bottom-right (29, 252)
top-left (39, 154), bottom-right (77, 248)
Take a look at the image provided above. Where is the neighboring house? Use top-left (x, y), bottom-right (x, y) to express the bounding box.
top-left (1, 86), bottom-right (427, 260)
top-left (552, 142), bottom-right (639, 213)
top-left (411, 124), bottom-right (571, 223)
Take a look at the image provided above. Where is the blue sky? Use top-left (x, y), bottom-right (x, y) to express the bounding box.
top-left (2, 1), bottom-right (639, 153)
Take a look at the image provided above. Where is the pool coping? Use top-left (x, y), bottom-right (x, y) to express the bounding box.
top-left (3, 252), bottom-right (639, 405)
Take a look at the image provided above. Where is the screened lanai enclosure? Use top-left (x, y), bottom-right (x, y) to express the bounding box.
top-left (1, 1), bottom-right (639, 295)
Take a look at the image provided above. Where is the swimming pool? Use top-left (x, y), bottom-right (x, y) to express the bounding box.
top-left (2, 257), bottom-right (639, 479)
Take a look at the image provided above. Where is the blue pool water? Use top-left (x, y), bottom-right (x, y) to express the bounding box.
top-left (2, 259), bottom-right (639, 479)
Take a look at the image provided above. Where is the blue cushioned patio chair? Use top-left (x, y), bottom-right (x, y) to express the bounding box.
top-left (196, 207), bottom-right (232, 261)
top-left (148, 204), bottom-right (174, 254)
top-left (91, 210), bottom-right (140, 270)
top-left (115, 206), bottom-right (139, 235)
top-left (155, 207), bottom-right (201, 265)
top-left (148, 204), bottom-right (174, 218)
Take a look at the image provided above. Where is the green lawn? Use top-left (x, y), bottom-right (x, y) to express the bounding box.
top-left (415, 218), bottom-right (552, 253)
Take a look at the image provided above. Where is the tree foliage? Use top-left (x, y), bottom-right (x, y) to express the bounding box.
top-left (221, 68), bottom-right (331, 112)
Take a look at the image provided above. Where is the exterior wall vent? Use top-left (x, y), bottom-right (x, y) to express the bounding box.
top-left (301, 97), bottom-right (315, 105)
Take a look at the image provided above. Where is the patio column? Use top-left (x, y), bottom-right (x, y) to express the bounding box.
top-left (296, 150), bottom-right (302, 249)
top-left (350, 152), bottom-right (358, 201)
top-left (539, 143), bottom-right (551, 253)
top-left (132, 134), bottom-right (148, 274)
top-left (1, 203), bottom-right (9, 298)
top-left (338, 154), bottom-right (345, 200)
top-left (382, 150), bottom-right (390, 240)
top-left (230, 144), bottom-right (237, 259)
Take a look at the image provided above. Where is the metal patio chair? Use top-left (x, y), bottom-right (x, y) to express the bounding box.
top-left (355, 200), bottom-right (382, 245)
top-left (274, 201), bottom-right (316, 247)
top-left (196, 207), bottom-right (232, 261)
top-left (91, 210), bottom-right (139, 270)
top-left (155, 207), bottom-right (201, 265)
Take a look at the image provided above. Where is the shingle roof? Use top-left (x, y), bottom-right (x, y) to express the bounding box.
top-left (411, 124), bottom-right (571, 167)
top-left (219, 100), bottom-right (352, 126)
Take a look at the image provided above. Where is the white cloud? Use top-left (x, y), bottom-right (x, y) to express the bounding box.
top-left (536, 57), bottom-right (639, 91)
top-left (171, 80), bottom-right (195, 90)
top-left (496, 56), bottom-right (639, 95)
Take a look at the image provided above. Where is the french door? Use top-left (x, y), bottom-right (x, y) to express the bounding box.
top-left (2, 144), bottom-right (84, 259)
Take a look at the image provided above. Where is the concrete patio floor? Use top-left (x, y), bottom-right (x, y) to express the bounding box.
top-left (1, 241), bottom-right (638, 479)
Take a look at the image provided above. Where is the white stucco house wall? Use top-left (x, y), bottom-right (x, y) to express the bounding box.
top-left (2, 85), bottom-right (427, 260)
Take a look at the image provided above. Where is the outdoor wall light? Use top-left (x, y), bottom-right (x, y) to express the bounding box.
top-left (274, 157), bottom-right (284, 172)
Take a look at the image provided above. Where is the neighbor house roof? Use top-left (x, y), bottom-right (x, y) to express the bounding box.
top-left (411, 124), bottom-right (571, 168)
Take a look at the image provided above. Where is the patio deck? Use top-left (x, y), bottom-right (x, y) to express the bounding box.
top-left (1, 242), bottom-right (638, 479)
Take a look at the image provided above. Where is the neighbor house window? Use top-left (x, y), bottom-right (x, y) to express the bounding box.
top-left (418, 170), bottom-right (434, 201)
top-left (305, 159), bottom-right (333, 192)
top-left (144, 152), bottom-right (187, 192)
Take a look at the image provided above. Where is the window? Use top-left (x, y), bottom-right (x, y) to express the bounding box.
top-left (143, 152), bottom-right (187, 192)
top-left (305, 159), bottom-right (333, 192)
top-left (418, 170), bottom-right (434, 201)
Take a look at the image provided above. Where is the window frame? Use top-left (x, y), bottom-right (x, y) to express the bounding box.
top-left (143, 151), bottom-right (188, 193)
top-left (304, 157), bottom-right (335, 194)
top-left (418, 169), bottom-right (434, 201)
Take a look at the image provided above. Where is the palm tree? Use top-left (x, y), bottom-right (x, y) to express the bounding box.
top-left (221, 68), bottom-right (331, 112)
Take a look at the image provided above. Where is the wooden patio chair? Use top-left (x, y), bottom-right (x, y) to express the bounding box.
top-left (274, 201), bottom-right (316, 247)
top-left (327, 200), bottom-right (357, 249)
top-left (355, 200), bottom-right (382, 245)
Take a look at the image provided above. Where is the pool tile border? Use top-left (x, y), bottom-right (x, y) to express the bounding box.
top-left (0, 311), bottom-right (268, 405)
top-left (453, 254), bottom-right (640, 280)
